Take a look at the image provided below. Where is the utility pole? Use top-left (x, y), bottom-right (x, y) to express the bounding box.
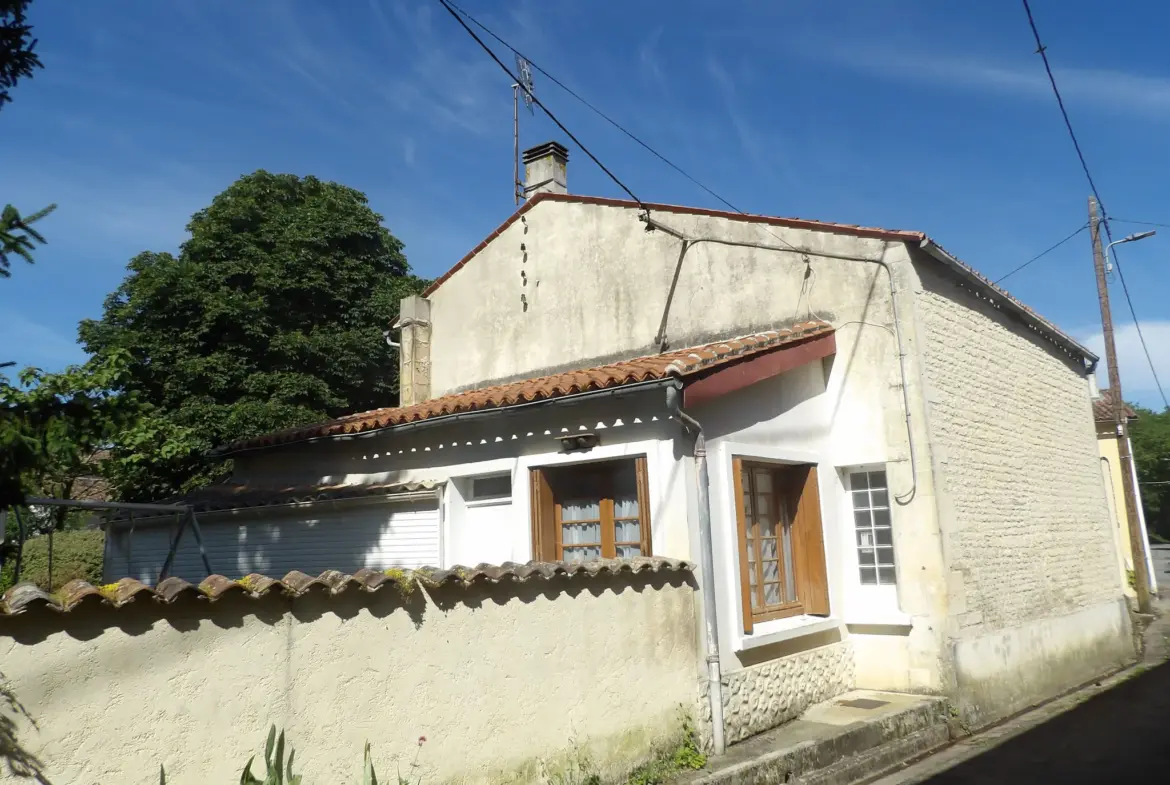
top-left (1089, 195), bottom-right (1152, 613)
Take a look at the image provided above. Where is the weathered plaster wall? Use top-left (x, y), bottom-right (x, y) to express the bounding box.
top-left (913, 256), bottom-right (1133, 725)
top-left (0, 573), bottom-right (698, 785)
top-left (427, 200), bottom-right (899, 395)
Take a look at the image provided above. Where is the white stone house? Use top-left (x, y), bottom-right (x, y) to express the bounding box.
top-left (104, 141), bottom-right (1135, 746)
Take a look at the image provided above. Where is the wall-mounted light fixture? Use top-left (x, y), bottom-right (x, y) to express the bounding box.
top-left (556, 433), bottom-right (600, 453)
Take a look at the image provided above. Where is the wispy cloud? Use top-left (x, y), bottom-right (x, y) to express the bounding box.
top-left (816, 44), bottom-right (1170, 120)
top-left (1082, 321), bottom-right (1170, 408)
top-left (639, 26), bottom-right (665, 83)
top-left (706, 58), bottom-right (801, 189)
top-left (1, 314), bottom-right (87, 371)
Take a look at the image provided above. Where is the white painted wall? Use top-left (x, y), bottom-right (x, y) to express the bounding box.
top-left (232, 389), bottom-right (694, 569)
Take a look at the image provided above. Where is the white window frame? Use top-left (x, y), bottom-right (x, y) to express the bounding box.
top-left (841, 465), bottom-right (909, 626)
top-left (466, 473), bottom-right (513, 507)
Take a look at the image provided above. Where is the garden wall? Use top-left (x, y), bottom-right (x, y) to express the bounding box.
top-left (0, 559), bottom-right (698, 785)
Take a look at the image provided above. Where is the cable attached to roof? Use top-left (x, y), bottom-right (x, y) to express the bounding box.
top-left (436, 0), bottom-right (645, 209)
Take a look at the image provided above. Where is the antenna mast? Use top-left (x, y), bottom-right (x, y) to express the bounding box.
top-left (513, 54), bottom-right (535, 204)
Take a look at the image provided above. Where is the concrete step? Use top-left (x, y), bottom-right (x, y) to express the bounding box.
top-left (679, 690), bottom-right (952, 785)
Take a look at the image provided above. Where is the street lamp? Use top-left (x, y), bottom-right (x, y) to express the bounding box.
top-left (1105, 229), bottom-right (1156, 274)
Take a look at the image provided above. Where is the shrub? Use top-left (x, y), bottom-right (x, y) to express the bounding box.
top-left (0, 528), bottom-right (104, 592)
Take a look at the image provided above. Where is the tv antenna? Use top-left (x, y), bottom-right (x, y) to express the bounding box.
top-left (513, 53), bottom-right (535, 204)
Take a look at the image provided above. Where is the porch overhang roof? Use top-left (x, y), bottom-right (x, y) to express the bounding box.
top-left (214, 321), bottom-right (836, 456)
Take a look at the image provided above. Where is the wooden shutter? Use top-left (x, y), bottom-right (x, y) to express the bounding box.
top-left (635, 456), bottom-right (653, 557)
top-left (530, 468), bottom-right (557, 561)
top-left (790, 465), bottom-right (830, 616)
top-left (731, 457), bottom-right (755, 634)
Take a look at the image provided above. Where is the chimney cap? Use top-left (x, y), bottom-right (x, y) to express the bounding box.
top-left (522, 141), bottom-right (569, 165)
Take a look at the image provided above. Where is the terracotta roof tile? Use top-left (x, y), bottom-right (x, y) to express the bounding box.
top-left (216, 321), bottom-right (833, 454)
top-left (1093, 388), bottom-right (1138, 422)
top-left (0, 558), bottom-right (692, 617)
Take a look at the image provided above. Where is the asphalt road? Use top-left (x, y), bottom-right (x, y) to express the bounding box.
top-left (1153, 544), bottom-right (1170, 589)
top-left (875, 546), bottom-right (1170, 784)
top-left (908, 660), bottom-right (1170, 783)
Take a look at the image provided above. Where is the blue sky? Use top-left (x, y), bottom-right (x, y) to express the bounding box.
top-left (4, 0), bottom-right (1170, 406)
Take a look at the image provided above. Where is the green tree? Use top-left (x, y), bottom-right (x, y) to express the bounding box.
top-left (0, 202), bottom-right (55, 277)
top-left (80, 171), bottom-right (427, 500)
top-left (0, 0), bottom-right (40, 111)
top-left (0, 353), bottom-right (136, 514)
top-left (1, 0), bottom-right (56, 278)
top-left (1130, 404), bottom-right (1170, 541)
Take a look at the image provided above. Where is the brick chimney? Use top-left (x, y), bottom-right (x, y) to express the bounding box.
top-left (522, 141), bottom-right (568, 199)
top-left (393, 295), bottom-right (431, 406)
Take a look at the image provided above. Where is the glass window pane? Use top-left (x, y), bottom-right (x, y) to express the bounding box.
top-left (852, 490), bottom-right (871, 509)
top-left (616, 545), bottom-right (641, 559)
top-left (612, 461), bottom-right (639, 518)
top-left (763, 583), bottom-right (781, 604)
top-left (753, 470), bottom-right (772, 492)
top-left (562, 522), bottom-right (600, 545)
top-left (859, 566), bottom-right (877, 585)
top-left (870, 489), bottom-right (889, 508)
top-left (762, 560), bottom-right (779, 581)
top-left (858, 547), bottom-right (876, 566)
top-left (472, 474), bottom-right (512, 500)
top-left (561, 499), bottom-right (600, 522)
top-left (854, 510), bottom-right (872, 529)
top-left (875, 546), bottom-right (895, 566)
top-left (760, 538), bottom-right (778, 559)
top-left (878, 566), bottom-right (896, 585)
top-left (615, 520), bottom-right (641, 542)
top-left (857, 530), bottom-right (874, 548)
top-left (782, 524), bottom-right (797, 603)
top-left (563, 546), bottom-right (602, 563)
top-left (872, 508), bottom-right (891, 527)
top-left (851, 472), bottom-right (870, 490)
top-left (874, 527), bottom-right (893, 546)
top-left (868, 471), bottom-right (887, 489)
top-left (755, 494), bottom-right (771, 516)
top-left (614, 498), bottom-right (639, 518)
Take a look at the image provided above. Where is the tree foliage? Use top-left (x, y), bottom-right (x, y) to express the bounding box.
top-left (0, 0), bottom-right (40, 111)
top-left (1, 0), bottom-right (55, 278)
top-left (1130, 405), bottom-right (1170, 541)
top-left (80, 171), bottom-right (427, 499)
top-left (0, 202), bottom-right (55, 277)
top-left (0, 528), bottom-right (104, 593)
top-left (0, 353), bottom-right (138, 512)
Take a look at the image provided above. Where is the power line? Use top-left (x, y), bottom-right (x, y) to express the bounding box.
top-left (439, 0), bottom-right (803, 253)
top-left (1111, 218), bottom-right (1170, 230)
top-left (436, 0), bottom-right (643, 207)
top-left (994, 223), bottom-right (1087, 285)
top-left (1021, 0), bottom-right (1168, 409)
top-left (443, 0), bottom-right (746, 216)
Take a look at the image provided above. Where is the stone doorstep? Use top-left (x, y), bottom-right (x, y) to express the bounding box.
top-left (677, 691), bottom-right (951, 785)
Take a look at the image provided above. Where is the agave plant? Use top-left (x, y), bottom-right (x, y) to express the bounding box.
top-left (239, 726), bottom-right (302, 785)
top-left (158, 726), bottom-right (387, 784)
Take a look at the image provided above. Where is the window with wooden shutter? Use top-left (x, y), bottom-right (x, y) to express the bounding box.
top-left (530, 457), bottom-right (652, 562)
top-left (733, 459), bottom-right (829, 632)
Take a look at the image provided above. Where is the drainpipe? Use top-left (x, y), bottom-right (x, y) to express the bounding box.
top-left (666, 381), bottom-right (726, 756)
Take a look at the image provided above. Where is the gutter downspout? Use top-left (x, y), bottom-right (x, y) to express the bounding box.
top-left (666, 380), bottom-right (726, 756)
